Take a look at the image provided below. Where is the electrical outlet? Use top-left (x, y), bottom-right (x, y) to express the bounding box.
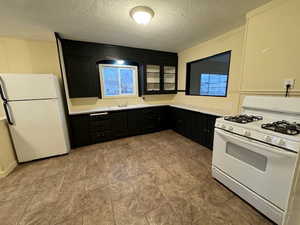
top-left (284, 79), bottom-right (295, 88)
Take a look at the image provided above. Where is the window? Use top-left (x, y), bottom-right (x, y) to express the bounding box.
top-left (186, 51), bottom-right (231, 97)
top-left (99, 64), bottom-right (138, 98)
top-left (200, 73), bottom-right (228, 96)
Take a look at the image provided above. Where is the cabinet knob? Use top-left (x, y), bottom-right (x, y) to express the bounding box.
top-left (278, 139), bottom-right (286, 146)
top-left (265, 136), bottom-right (272, 143)
top-left (244, 130), bottom-right (251, 137)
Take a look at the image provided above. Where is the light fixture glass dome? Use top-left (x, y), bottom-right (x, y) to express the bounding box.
top-left (130, 6), bottom-right (154, 25)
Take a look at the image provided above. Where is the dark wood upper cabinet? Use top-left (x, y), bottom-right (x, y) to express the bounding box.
top-left (65, 54), bottom-right (99, 98)
top-left (60, 39), bottom-right (178, 98)
top-left (143, 64), bottom-right (178, 95)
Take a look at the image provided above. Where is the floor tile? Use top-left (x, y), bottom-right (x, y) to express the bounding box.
top-left (135, 184), bottom-right (167, 214)
top-left (83, 205), bottom-right (114, 225)
top-left (0, 197), bottom-right (31, 225)
top-left (146, 203), bottom-right (181, 225)
top-left (0, 130), bottom-right (274, 225)
top-left (113, 194), bottom-right (148, 225)
top-left (54, 214), bottom-right (83, 225)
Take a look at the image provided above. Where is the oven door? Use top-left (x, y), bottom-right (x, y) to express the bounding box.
top-left (212, 128), bottom-right (297, 210)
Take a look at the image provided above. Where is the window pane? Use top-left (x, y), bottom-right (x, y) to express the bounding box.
top-left (120, 68), bottom-right (134, 94)
top-left (103, 67), bottom-right (119, 96)
top-left (200, 74), bottom-right (228, 96)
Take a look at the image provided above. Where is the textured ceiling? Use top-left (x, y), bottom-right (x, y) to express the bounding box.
top-left (0, 0), bottom-right (271, 52)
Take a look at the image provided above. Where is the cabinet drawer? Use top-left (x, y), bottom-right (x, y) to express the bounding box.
top-left (89, 119), bottom-right (111, 131)
top-left (89, 111), bottom-right (128, 143)
top-left (90, 131), bottom-right (113, 143)
top-left (89, 112), bottom-right (111, 120)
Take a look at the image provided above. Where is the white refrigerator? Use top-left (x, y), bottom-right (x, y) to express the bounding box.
top-left (0, 73), bottom-right (70, 162)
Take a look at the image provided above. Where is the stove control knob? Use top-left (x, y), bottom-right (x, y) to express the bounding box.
top-left (221, 124), bottom-right (226, 129)
top-left (265, 136), bottom-right (272, 143)
top-left (244, 130), bottom-right (251, 137)
top-left (228, 126), bottom-right (234, 131)
top-left (278, 139), bottom-right (286, 147)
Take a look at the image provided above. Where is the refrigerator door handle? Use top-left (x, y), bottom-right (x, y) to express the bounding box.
top-left (0, 76), bottom-right (8, 101)
top-left (3, 102), bottom-right (14, 125)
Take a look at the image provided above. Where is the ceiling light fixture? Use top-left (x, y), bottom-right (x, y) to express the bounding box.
top-left (130, 6), bottom-right (154, 25)
top-left (116, 60), bottom-right (125, 64)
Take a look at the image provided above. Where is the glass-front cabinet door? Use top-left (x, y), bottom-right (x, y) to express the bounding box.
top-left (163, 66), bottom-right (176, 91)
top-left (146, 65), bottom-right (161, 92)
top-left (144, 64), bottom-right (177, 94)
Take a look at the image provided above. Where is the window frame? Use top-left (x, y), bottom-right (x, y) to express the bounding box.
top-left (99, 64), bottom-right (139, 99)
top-left (185, 50), bottom-right (231, 98)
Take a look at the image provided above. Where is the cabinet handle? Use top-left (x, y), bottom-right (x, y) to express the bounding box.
top-left (0, 76), bottom-right (8, 101)
top-left (3, 102), bottom-right (14, 125)
top-left (90, 112), bottom-right (108, 116)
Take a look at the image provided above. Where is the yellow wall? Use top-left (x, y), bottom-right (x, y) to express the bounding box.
top-left (174, 27), bottom-right (245, 115)
top-left (0, 37), bottom-right (61, 177)
top-left (0, 37), bottom-right (61, 117)
top-left (241, 0), bottom-right (300, 94)
top-left (175, 0), bottom-right (300, 115)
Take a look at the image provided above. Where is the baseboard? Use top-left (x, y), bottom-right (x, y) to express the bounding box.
top-left (0, 160), bottom-right (17, 178)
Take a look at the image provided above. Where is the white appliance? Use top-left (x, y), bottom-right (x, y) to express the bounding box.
top-left (212, 96), bottom-right (300, 225)
top-left (0, 74), bottom-right (70, 162)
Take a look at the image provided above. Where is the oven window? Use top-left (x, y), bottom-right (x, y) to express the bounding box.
top-left (226, 143), bottom-right (267, 171)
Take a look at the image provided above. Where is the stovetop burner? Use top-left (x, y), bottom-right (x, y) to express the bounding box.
top-left (261, 120), bottom-right (300, 135)
top-left (224, 114), bottom-right (263, 124)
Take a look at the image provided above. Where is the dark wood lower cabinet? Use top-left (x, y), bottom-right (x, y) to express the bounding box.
top-left (69, 114), bottom-right (90, 148)
top-left (89, 111), bottom-right (127, 144)
top-left (170, 107), bottom-right (218, 150)
top-left (69, 106), bottom-right (218, 150)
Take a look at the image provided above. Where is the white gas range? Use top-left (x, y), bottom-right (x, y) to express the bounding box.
top-left (212, 96), bottom-right (300, 225)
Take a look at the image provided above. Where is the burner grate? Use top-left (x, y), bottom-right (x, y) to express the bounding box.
top-left (224, 114), bottom-right (263, 124)
top-left (261, 120), bottom-right (300, 135)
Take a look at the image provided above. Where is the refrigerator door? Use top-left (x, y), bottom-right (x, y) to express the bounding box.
top-left (8, 99), bottom-right (70, 162)
top-left (0, 74), bottom-right (58, 101)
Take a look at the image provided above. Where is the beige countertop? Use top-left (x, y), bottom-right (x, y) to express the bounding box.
top-left (69, 104), bottom-right (226, 117)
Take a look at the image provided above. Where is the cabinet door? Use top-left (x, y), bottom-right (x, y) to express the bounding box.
top-left (110, 112), bottom-right (128, 138)
top-left (142, 108), bottom-right (162, 132)
top-left (127, 109), bottom-right (143, 136)
top-left (127, 107), bottom-right (167, 136)
top-left (200, 114), bottom-right (217, 150)
top-left (172, 108), bottom-right (187, 136)
top-left (144, 65), bottom-right (161, 94)
top-left (169, 108), bottom-right (218, 150)
top-left (205, 115), bottom-right (217, 150)
top-left (159, 106), bottom-right (172, 130)
top-left (162, 66), bottom-right (177, 93)
top-left (65, 55), bottom-right (99, 98)
top-left (69, 114), bottom-right (90, 148)
top-left (89, 111), bottom-right (128, 143)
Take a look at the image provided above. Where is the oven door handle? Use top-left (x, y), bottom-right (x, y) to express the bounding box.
top-left (215, 129), bottom-right (296, 157)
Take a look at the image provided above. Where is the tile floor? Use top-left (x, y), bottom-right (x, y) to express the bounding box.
top-left (0, 130), bottom-right (275, 225)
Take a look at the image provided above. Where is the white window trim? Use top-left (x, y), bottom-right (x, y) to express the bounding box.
top-left (99, 64), bottom-right (139, 99)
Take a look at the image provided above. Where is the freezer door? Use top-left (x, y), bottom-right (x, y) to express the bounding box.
top-left (0, 74), bottom-right (58, 101)
top-left (8, 99), bottom-right (70, 162)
